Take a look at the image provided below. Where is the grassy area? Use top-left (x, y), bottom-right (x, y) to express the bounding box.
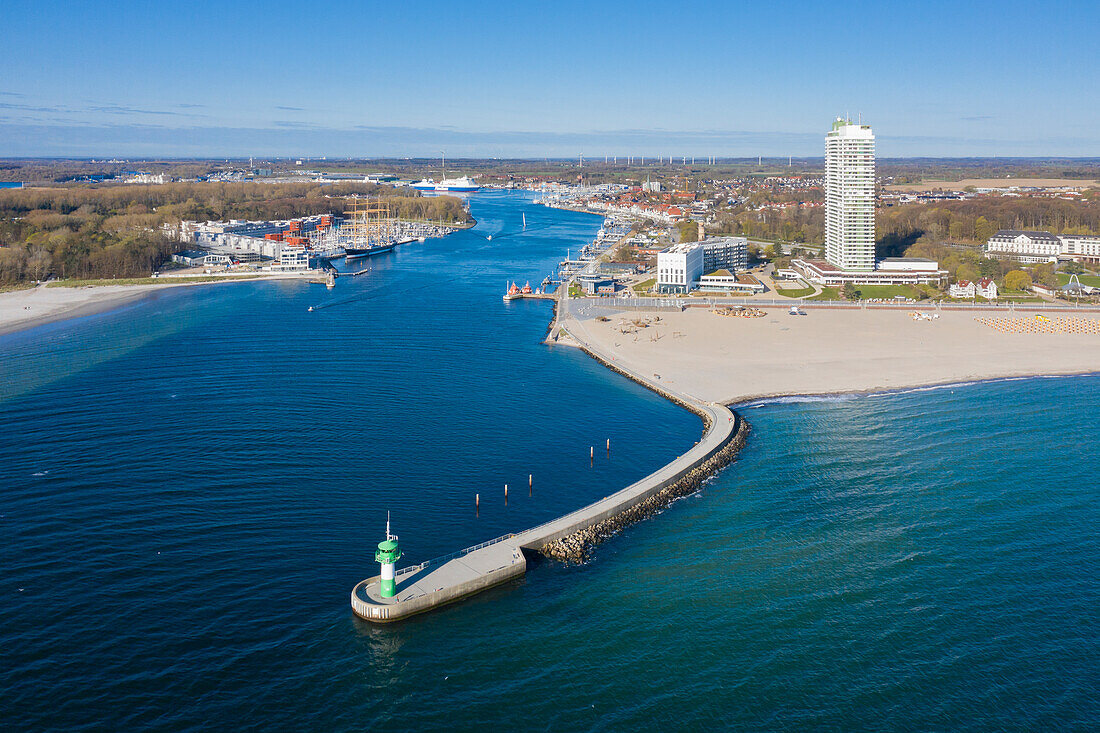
top-left (1057, 272), bottom-right (1100, 287)
top-left (808, 286), bottom-right (841, 301)
top-left (632, 277), bottom-right (655, 295)
top-left (568, 284), bottom-right (584, 297)
top-left (850, 284), bottom-right (924, 300)
top-left (774, 286), bottom-right (815, 298)
top-left (47, 275), bottom-right (263, 288)
top-left (0, 283), bottom-right (37, 294)
top-left (997, 289), bottom-right (1043, 301)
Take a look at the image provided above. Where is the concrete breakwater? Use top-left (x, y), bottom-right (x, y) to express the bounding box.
top-left (351, 310), bottom-right (748, 623)
top-left (539, 415), bottom-right (749, 563)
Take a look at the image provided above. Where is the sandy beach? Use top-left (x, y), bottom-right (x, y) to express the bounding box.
top-left (0, 274), bottom-right (317, 337)
top-left (559, 302), bottom-right (1100, 405)
top-left (0, 283), bottom-right (165, 336)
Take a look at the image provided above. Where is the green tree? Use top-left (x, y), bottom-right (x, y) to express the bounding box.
top-left (1004, 270), bottom-right (1032, 291)
top-left (974, 216), bottom-right (996, 243)
top-left (956, 263), bottom-right (980, 283)
top-left (1030, 263), bottom-right (1058, 288)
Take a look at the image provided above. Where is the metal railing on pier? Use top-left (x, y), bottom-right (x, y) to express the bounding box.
top-left (394, 533), bottom-right (516, 580)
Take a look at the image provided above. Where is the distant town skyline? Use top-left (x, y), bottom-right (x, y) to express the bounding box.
top-left (3, 0), bottom-right (1098, 157)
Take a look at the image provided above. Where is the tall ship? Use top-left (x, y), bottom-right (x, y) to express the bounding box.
top-left (340, 199), bottom-right (397, 260)
top-left (411, 152), bottom-right (480, 193)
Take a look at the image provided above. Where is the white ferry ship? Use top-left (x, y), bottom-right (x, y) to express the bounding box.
top-left (411, 176), bottom-right (480, 193)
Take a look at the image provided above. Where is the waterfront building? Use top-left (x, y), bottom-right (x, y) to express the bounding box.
top-left (1059, 234), bottom-right (1100, 264)
top-left (825, 118), bottom-right (876, 272)
top-left (976, 277), bottom-right (998, 299)
top-left (171, 250), bottom-right (229, 268)
top-left (657, 242), bottom-right (704, 293)
top-left (696, 270), bottom-right (766, 294)
top-left (984, 230), bottom-right (1063, 263)
top-left (794, 257), bottom-right (948, 286)
top-left (700, 236), bottom-right (748, 273)
top-left (950, 280), bottom-right (976, 298)
top-left (577, 274), bottom-right (618, 295)
top-left (273, 246), bottom-right (310, 271)
top-left (985, 230), bottom-right (1100, 265)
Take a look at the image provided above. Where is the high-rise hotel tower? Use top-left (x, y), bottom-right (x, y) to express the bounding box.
top-left (824, 118), bottom-right (876, 271)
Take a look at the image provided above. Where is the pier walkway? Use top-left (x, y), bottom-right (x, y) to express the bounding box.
top-left (351, 325), bottom-right (737, 623)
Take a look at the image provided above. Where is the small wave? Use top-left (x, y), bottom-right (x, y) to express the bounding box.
top-left (31, 470), bottom-right (49, 477)
top-left (743, 373), bottom-right (1100, 410)
top-left (741, 394), bottom-right (859, 409)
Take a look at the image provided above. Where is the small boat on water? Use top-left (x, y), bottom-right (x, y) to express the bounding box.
top-left (308, 306), bottom-right (314, 312)
top-left (504, 281), bottom-right (538, 301)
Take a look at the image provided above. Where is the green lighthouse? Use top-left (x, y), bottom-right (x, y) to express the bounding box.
top-left (375, 512), bottom-right (402, 599)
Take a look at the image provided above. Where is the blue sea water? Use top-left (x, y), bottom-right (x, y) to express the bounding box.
top-left (3, 192), bottom-right (1098, 730)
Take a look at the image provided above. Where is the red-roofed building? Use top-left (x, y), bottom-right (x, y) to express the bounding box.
top-left (975, 277), bottom-right (998, 299)
top-left (950, 279), bottom-right (975, 298)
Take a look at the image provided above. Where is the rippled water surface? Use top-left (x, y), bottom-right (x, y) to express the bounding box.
top-left (3, 192), bottom-right (1098, 730)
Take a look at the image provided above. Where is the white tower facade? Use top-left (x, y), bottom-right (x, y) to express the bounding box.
top-left (825, 118), bottom-right (876, 272)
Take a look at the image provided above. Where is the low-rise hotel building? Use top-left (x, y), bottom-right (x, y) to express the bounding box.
top-left (794, 257), bottom-right (948, 286)
top-left (984, 230), bottom-right (1063, 263)
top-left (985, 230), bottom-right (1100, 264)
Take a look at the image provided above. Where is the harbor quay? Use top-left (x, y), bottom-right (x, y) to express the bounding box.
top-left (351, 364), bottom-right (741, 623)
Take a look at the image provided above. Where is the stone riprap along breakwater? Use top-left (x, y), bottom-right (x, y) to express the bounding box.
top-left (352, 395), bottom-right (744, 623)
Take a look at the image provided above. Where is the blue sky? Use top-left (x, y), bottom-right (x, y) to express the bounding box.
top-left (2, 0), bottom-right (1098, 158)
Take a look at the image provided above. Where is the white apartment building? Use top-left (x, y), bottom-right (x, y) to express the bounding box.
top-left (700, 236), bottom-right (749, 273)
top-left (657, 242), bottom-right (704, 293)
top-left (1057, 234), bottom-right (1100, 263)
top-left (824, 118), bottom-right (876, 272)
top-left (272, 246), bottom-right (311, 271)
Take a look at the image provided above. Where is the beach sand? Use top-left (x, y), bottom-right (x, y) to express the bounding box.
top-left (0, 274), bottom-right (315, 336)
top-left (560, 303), bottom-right (1100, 404)
top-left (0, 284), bottom-right (164, 336)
